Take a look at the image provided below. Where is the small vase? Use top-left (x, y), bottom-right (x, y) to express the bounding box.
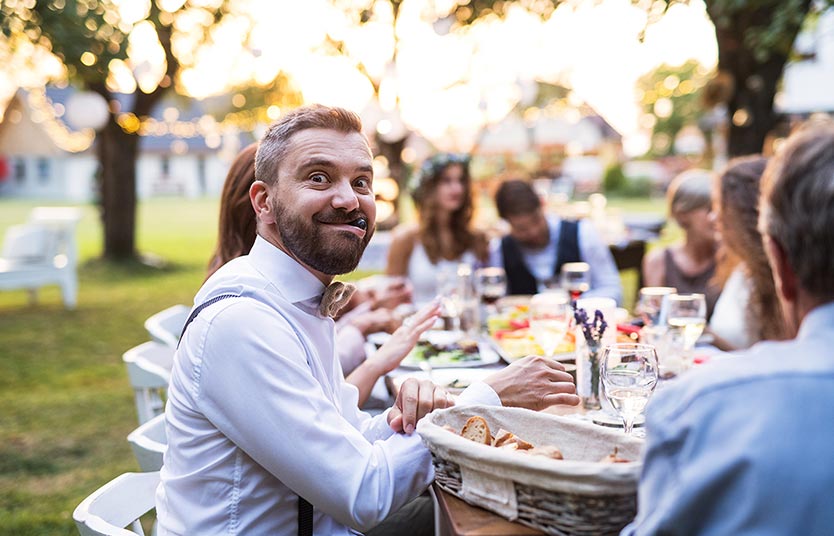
top-left (578, 342), bottom-right (603, 410)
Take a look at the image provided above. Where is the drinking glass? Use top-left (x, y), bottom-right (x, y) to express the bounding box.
top-left (561, 262), bottom-right (591, 301)
top-left (635, 286), bottom-right (677, 328)
top-left (664, 293), bottom-right (707, 370)
top-left (436, 263), bottom-right (471, 334)
top-left (528, 292), bottom-right (571, 359)
top-left (475, 267), bottom-right (507, 315)
top-left (601, 343), bottom-right (659, 435)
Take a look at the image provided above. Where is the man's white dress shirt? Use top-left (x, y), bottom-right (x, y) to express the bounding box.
top-left (155, 236), bottom-right (500, 535)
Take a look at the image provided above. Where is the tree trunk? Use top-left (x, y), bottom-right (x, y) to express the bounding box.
top-left (99, 117), bottom-right (139, 260)
top-left (375, 134), bottom-right (408, 227)
top-left (708, 1), bottom-right (811, 157)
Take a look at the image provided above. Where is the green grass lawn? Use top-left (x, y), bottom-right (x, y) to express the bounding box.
top-left (0, 194), bottom-right (666, 535)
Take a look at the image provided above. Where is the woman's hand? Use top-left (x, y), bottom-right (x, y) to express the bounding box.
top-left (366, 300), bottom-right (441, 375)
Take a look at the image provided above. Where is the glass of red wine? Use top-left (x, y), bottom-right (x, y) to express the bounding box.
top-left (561, 262), bottom-right (591, 301)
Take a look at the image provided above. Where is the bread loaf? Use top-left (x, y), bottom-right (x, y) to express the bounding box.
top-left (461, 416), bottom-right (492, 445)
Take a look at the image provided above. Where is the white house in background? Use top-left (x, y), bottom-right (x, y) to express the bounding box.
top-left (0, 86), bottom-right (255, 201)
top-left (777, 9), bottom-right (834, 116)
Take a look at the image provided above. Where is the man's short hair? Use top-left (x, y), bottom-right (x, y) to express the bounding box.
top-left (495, 180), bottom-right (540, 220)
top-left (760, 122), bottom-right (834, 300)
top-left (255, 104), bottom-right (365, 184)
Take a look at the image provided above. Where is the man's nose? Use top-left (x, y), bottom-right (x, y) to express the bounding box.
top-left (331, 179), bottom-right (360, 211)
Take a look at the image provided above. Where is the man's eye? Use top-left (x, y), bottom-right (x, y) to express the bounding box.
top-left (310, 173), bottom-right (328, 183)
top-left (355, 178), bottom-right (370, 189)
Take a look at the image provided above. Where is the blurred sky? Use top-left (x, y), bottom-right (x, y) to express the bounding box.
top-left (1, 0), bottom-right (717, 155)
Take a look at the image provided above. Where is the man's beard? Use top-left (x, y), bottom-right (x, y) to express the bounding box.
top-left (274, 201), bottom-right (374, 275)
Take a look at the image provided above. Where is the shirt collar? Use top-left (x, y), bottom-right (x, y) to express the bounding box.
top-left (797, 300), bottom-right (834, 340)
top-left (248, 235), bottom-right (327, 306)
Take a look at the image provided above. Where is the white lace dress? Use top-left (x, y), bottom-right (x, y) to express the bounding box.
top-left (406, 242), bottom-right (479, 306)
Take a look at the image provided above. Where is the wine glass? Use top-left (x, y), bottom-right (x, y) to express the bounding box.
top-left (528, 292), bottom-right (571, 359)
top-left (601, 343), bottom-right (659, 435)
top-left (664, 293), bottom-right (707, 372)
top-left (475, 267), bottom-right (507, 316)
top-left (635, 286), bottom-right (677, 328)
top-left (561, 262), bottom-right (591, 301)
top-left (435, 263), bottom-right (471, 334)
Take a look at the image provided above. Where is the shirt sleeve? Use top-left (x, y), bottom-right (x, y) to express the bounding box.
top-left (195, 301), bottom-right (433, 532)
top-left (577, 220), bottom-right (623, 305)
top-left (336, 325), bottom-right (367, 375)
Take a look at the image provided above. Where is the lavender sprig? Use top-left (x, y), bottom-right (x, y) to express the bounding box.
top-left (573, 306), bottom-right (608, 346)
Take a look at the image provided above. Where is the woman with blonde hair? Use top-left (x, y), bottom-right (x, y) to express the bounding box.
top-left (386, 153), bottom-right (489, 304)
top-left (643, 168), bottom-right (721, 318)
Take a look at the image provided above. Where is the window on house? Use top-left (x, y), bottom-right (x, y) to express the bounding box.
top-left (37, 158), bottom-right (50, 184)
top-left (14, 159), bottom-right (26, 184)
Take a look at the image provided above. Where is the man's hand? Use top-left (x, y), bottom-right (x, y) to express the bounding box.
top-left (388, 378), bottom-right (453, 434)
top-left (484, 356), bottom-right (580, 410)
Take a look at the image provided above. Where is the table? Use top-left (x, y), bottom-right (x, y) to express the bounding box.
top-left (433, 486), bottom-right (542, 536)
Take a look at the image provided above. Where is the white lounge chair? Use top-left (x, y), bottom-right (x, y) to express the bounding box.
top-left (144, 304), bottom-right (190, 348)
top-left (127, 414), bottom-right (167, 472)
top-left (73, 471), bottom-right (160, 536)
top-left (123, 342), bottom-right (174, 425)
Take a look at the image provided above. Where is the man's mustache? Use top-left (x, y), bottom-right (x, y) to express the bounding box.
top-left (315, 210), bottom-right (368, 225)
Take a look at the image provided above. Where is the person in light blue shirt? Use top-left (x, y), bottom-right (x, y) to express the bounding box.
top-left (623, 122), bottom-right (834, 535)
top-left (489, 179), bottom-right (622, 303)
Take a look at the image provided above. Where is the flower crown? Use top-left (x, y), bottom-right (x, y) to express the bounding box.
top-left (408, 152), bottom-right (471, 198)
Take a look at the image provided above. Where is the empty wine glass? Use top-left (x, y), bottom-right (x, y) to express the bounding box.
top-left (664, 293), bottom-right (707, 372)
top-left (528, 292), bottom-right (571, 359)
top-left (636, 286), bottom-right (677, 327)
top-left (601, 343), bottom-right (659, 435)
top-left (435, 263), bottom-right (471, 334)
top-left (561, 262), bottom-right (591, 301)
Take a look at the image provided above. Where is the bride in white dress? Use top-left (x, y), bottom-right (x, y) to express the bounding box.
top-left (385, 153), bottom-right (489, 305)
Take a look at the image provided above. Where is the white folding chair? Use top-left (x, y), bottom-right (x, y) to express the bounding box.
top-left (123, 342), bottom-right (174, 425)
top-left (127, 414), bottom-right (167, 472)
top-left (73, 471), bottom-right (160, 536)
top-left (144, 304), bottom-right (190, 348)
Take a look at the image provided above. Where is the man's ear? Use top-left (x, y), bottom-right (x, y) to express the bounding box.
top-left (250, 180), bottom-right (276, 225)
top-left (765, 235), bottom-right (797, 303)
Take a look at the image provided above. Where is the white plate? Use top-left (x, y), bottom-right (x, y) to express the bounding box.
top-left (398, 335), bottom-right (502, 369)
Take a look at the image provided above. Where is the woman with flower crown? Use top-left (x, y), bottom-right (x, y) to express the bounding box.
top-left (385, 153), bottom-right (490, 305)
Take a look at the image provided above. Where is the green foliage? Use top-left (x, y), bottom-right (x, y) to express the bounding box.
top-left (603, 163), bottom-right (627, 193)
top-left (637, 60), bottom-right (712, 157)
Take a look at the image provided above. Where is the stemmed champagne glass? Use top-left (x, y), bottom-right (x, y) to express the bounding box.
top-left (561, 262), bottom-right (591, 301)
top-left (528, 292), bottom-right (571, 359)
top-left (664, 293), bottom-right (707, 371)
top-left (601, 343), bottom-right (659, 435)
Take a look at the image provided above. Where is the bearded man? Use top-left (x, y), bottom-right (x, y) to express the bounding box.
top-left (155, 104), bottom-right (579, 535)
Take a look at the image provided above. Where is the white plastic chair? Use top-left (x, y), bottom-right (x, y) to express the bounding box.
top-left (0, 206), bottom-right (81, 309)
top-left (73, 471), bottom-right (160, 536)
top-left (127, 414), bottom-right (167, 472)
top-left (144, 304), bottom-right (190, 348)
top-left (123, 342), bottom-right (174, 425)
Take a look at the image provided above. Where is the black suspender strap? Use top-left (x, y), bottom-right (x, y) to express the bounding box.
top-left (298, 496), bottom-right (314, 536)
top-left (176, 293), bottom-right (315, 535)
top-left (177, 293), bottom-right (240, 347)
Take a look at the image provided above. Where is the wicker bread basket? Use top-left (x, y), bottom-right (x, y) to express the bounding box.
top-left (416, 405), bottom-right (644, 536)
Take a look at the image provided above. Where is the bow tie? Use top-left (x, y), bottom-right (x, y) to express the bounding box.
top-left (318, 281), bottom-right (356, 318)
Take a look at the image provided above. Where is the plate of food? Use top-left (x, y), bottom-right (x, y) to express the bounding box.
top-left (486, 304), bottom-right (575, 362)
top-left (398, 331), bottom-right (501, 369)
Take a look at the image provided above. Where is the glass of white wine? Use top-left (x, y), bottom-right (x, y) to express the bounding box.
top-left (664, 293), bottom-right (707, 372)
top-left (528, 292), bottom-right (571, 359)
top-left (601, 343), bottom-right (659, 435)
